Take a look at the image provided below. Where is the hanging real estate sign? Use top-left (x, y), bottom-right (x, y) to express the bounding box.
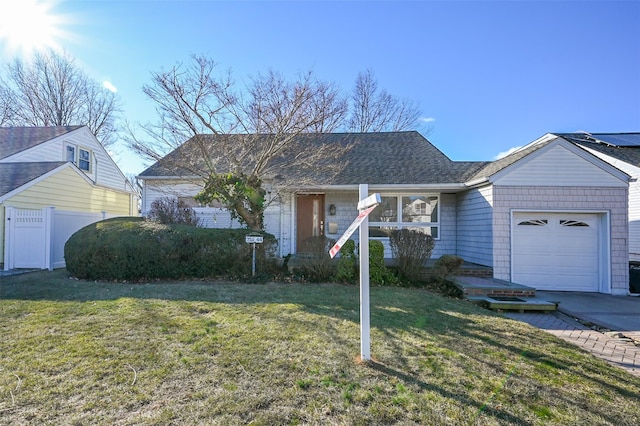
top-left (328, 204), bottom-right (377, 258)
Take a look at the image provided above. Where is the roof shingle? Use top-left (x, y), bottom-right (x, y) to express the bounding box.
top-left (0, 162), bottom-right (66, 197)
top-left (139, 131), bottom-right (482, 185)
top-left (0, 126), bottom-right (82, 160)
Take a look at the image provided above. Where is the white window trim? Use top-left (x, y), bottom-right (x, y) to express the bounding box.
top-left (78, 147), bottom-right (92, 172)
top-left (64, 142), bottom-right (92, 173)
top-left (368, 193), bottom-right (441, 240)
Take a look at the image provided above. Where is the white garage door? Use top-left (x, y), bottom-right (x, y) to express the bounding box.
top-left (512, 212), bottom-right (600, 292)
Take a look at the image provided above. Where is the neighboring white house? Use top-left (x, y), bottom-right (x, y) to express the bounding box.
top-left (0, 125), bottom-right (137, 270)
top-left (138, 131), bottom-right (632, 295)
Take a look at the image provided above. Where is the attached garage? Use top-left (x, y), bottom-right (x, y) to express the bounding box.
top-left (512, 211), bottom-right (605, 292)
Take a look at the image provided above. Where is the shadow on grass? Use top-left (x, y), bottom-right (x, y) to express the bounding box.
top-left (2, 269), bottom-right (639, 425)
top-left (368, 360), bottom-right (535, 426)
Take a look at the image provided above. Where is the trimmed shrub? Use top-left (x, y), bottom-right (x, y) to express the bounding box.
top-left (335, 240), bottom-right (397, 286)
top-left (389, 229), bottom-right (435, 284)
top-left (368, 240), bottom-right (398, 286)
top-left (296, 236), bottom-right (336, 282)
top-left (65, 217), bottom-right (277, 281)
top-left (336, 239), bottom-right (358, 284)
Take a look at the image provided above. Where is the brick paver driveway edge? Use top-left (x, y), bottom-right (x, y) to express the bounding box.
top-left (505, 311), bottom-right (640, 377)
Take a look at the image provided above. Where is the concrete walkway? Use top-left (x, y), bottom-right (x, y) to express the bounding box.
top-left (506, 308), bottom-right (640, 377)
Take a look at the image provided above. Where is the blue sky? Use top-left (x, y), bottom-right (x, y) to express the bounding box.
top-left (1, 0), bottom-right (639, 175)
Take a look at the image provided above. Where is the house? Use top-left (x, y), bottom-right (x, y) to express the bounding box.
top-left (138, 131), bottom-right (631, 295)
top-left (1, 125), bottom-right (137, 270)
top-left (548, 133), bottom-right (640, 263)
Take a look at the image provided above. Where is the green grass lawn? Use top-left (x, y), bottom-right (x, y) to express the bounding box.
top-left (1, 270), bottom-right (639, 425)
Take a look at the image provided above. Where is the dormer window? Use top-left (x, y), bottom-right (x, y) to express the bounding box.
top-left (79, 148), bottom-right (91, 171)
top-left (64, 143), bottom-right (92, 173)
top-left (66, 145), bottom-right (76, 162)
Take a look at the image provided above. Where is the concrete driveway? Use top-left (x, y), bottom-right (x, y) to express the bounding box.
top-left (538, 291), bottom-right (640, 337)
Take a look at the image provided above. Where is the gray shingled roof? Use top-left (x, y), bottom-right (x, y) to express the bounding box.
top-left (0, 162), bottom-right (66, 197)
top-left (139, 131), bottom-right (487, 185)
top-left (138, 130), bottom-right (640, 187)
top-left (469, 132), bottom-right (640, 181)
top-left (467, 139), bottom-right (555, 182)
top-left (0, 126), bottom-right (82, 160)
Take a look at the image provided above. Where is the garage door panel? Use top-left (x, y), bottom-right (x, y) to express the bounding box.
top-left (512, 212), bottom-right (600, 292)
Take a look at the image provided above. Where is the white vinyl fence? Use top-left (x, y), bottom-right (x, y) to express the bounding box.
top-left (4, 207), bottom-right (117, 271)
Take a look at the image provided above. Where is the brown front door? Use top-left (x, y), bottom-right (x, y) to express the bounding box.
top-left (296, 194), bottom-right (325, 252)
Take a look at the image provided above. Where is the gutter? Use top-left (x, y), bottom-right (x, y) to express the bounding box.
top-left (463, 177), bottom-right (490, 188)
top-left (294, 183), bottom-right (469, 192)
top-left (136, 175), bottom-right (202, 181)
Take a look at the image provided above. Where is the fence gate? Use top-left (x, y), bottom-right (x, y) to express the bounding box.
top-left (4, 207), bottom-right (52, 270)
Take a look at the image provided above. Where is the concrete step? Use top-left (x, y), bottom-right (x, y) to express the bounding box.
top-left (452, 276), bottom-right (536, 298)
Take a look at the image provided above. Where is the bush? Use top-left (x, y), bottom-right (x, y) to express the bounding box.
top-left (429, 255), bottom-right (465, 298)
top-left (369, 240), bottom-right (398, 286)
top-left (335, 240), bottom-right (397, 286)
top-left (65, 217), bottom-right (277, 281)
top-left (296, 236), bottom-right (336, 282)
top-left (433, 254), bottom-right (464, 280)
top-left (389, 229), bottom-right (435, 283)
top-left (148, 197), bottom-right (201, 226)
top-left (335, 240), bottom-right (358, 284)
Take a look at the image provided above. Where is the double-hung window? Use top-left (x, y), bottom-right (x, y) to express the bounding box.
top-left (66, 145), bottom-right (76, 162)
top-left (66, 144), bottom-right (92, 172)
top-left (368, 194), bottom-right (439, 239)
top-left (78, 148), bottom-right (91, 171)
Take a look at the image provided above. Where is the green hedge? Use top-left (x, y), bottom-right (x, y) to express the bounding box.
top-left (64, 217), bottom-right (277, 281)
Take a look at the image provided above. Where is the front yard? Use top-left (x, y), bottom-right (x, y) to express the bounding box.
top-left (1, 270), bottom-right (639, 425)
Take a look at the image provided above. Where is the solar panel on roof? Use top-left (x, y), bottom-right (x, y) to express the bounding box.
top-left (591, 133), bottom-right (640, 147)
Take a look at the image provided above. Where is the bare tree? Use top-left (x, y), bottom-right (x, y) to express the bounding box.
top-left (128, 56), bottom-right (350, 231)
top-left (0, 83), bottom-right (12, 126)
top-left (348, 69), bottom-right (423, 133)
top-left (0, 50), bottom-right (121, 146)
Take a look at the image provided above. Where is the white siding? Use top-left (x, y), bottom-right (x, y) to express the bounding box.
top-left (279, 194), bottom-right (294, 257)
top-left (492, 144), bottom-right (628, 188)
top-left (2, 127), bottom-right (132, 193)
top-left (579, 147), bottom-right (640, 262)
top-left (193, 207), bottom-right (241, 228)
top-left (263, 200), bottom-right (281, 245)
top-left (141, 180), bottom-right (204, 214)
top-left (631, 180), bottom-right (640, 262)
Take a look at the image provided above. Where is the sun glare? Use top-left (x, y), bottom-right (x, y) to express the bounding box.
top-left (0, 0), bottom-right (69, 57)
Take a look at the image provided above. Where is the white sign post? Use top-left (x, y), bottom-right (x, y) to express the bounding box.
top-left (246, 234), bottom-right (263, 276)
top-left (358, 184), bottom-right (372, 361)
top-left (329, 184), bottom-right (380, 362)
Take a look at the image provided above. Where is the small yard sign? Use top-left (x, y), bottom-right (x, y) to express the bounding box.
top-left (245, 235), bottom-right (264, 244)
top-left (246, 233), bottom-right (263, 276)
